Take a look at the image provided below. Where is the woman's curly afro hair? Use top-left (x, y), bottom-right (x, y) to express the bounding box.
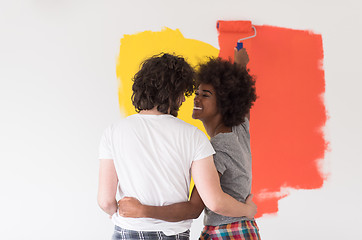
top-left (196, 57), bottom-right (257, 127)
top-left (132, 53), bottom-right (195, 117)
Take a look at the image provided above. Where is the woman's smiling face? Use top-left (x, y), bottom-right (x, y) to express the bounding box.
top-left (192, 83), bottom-right (220, 121)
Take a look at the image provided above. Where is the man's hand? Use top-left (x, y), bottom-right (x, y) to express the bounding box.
top-left (234, 48), bottom-right (249, 68)
top-left (245, 194), bottom-right (257, 219)
top-left (118, 197), bottom-right (146, 218)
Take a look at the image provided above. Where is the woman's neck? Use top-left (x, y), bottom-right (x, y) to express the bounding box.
top-left (202, 116), bottom-right (231, 138)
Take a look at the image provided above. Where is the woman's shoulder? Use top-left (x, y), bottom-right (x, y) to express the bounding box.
top-left (210, 132), bottom-right (238, 151)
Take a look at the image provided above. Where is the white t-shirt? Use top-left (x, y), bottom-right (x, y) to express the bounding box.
top-left (99, 114), bottom-right (215, 235)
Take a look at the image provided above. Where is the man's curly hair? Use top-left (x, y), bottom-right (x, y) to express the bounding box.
top-left (196, 57), bottom-right (257, 127)
top-left (132, 53), bottom-right (195, 117)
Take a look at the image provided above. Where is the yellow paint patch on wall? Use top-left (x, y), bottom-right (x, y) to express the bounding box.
top-left (116, 28), bottom-right (219, 196)
top-left (116, 27), bottom-right (219, 134)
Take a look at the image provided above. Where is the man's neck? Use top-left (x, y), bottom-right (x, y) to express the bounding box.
top-left (139, 107), bottom-right (166, 115)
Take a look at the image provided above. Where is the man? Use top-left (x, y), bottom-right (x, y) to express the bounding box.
top-left (97, 53), bottom-right (256, 240)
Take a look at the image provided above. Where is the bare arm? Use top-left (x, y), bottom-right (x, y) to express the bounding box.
top-left (245, 111), bottom-right (250, 121)
top-left (235, 48), bottom-right (251, 121)
top-left (234, 48), bottom-right (249, 68)
top-left (97, 159), bottom-right (118, 216)
top-left (118, 186), bottom-right (205, 222)
top-left (191, 156), bottom-right (257, 218)
top-left (119, 156), bottom-right (256, 220)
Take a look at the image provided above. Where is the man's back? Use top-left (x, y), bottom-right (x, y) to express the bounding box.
top-left (99, 113), bottom-right (214, 235)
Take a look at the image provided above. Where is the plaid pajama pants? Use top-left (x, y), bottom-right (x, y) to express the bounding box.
top-left (199, 220), bottom-right (261, 240)
top-left (112, 225), bottom-right (190, 240)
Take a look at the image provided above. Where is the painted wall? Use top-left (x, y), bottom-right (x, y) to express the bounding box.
top-left (1, 1), bottom-right (361, 239)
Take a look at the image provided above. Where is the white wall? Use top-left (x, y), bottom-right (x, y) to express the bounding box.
top-left (1, 1), bottom-right (361, 239)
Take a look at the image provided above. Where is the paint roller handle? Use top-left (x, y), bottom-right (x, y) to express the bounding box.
top-left (234, 47), bottom-right (249, 67)
top-left (236, 42), bottom-right (244, 50)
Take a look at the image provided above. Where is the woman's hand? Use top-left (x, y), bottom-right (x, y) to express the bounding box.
top-left (234, 48), bottom-right (249, 68)
top-left (118, 197), bottom-right (146, 218)
top-left (245, 194), bottom-right (257, 219)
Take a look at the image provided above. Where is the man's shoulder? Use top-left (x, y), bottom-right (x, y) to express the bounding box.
top-left (103, 115), bottom-right (136, 132)
top-left (171, 117), bottom-right (197, 128)
top-left (116, 114), bottom-right (141, 125)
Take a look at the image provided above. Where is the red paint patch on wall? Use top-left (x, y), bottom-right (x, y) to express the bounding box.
top-left (217, 22), bottom-right (327, 217)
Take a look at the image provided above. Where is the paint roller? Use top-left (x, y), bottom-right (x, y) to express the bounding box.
top-left (217, 20), bottom-right (257, 50)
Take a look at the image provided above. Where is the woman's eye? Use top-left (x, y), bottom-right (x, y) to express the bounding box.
top-left (203, 94), bottom-right (209, 97)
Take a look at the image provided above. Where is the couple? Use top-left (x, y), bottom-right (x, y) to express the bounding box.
top-left (98, 48), bottom-right (260, 240)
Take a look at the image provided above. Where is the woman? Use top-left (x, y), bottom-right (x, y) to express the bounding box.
top-left (118, 49), bottom-right (260, 239)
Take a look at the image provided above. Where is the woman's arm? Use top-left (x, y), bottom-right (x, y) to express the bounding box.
top-left (97, 159), bottom-right (118, 216)
top-left (119, 156), bottom-right (257, 221)
top-left (118, 186), bottom-right (205, 222)
top-left (234, 48), bottom-right (249, 67)
top-left (235, 48), bottom-right (251, 121)
top-left (191, 155), bottom-right (257, 218)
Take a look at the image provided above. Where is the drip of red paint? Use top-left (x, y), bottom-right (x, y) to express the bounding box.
top-left (217, 23), bottom-right (327, 217)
